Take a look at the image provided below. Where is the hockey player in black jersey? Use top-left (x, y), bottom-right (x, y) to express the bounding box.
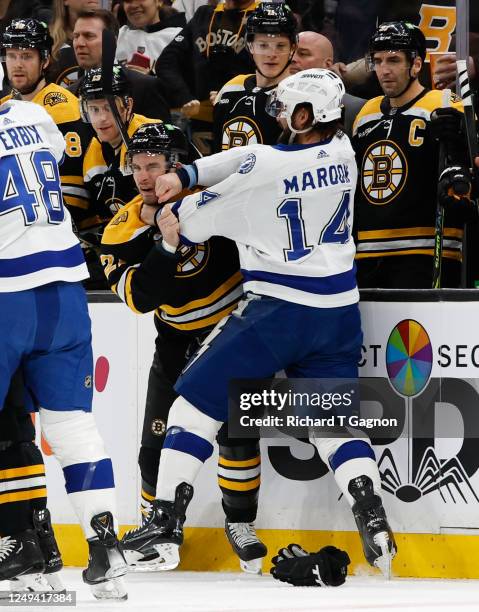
top-left (101, 123), bottom-right (267, 573)
top-left (79, 64), bottom-right (161, 286)
top-left (212, 2), bottom-right (298, 153)
top-left (353, 21), bottom-right (473, 288)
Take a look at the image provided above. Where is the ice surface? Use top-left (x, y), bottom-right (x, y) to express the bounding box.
top-left (2, 569), bottom-right (478, 612)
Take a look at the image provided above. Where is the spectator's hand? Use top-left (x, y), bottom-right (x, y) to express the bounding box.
top-left (181, 99), bottom-right (200, 118)
top-left (155, 173), bottom-right (182, 203)
top-left (433, 55), bottom-right (477, 89)
top-left (209, 90), bottom-right (218, 105)
top-left (140, 203), bottom-right (158, 226)
top-left (126, 62), bottom-right (150, 75)
top-left (157, 204), bottom-right (180, 248)
top-left (433, 53), bottom-right (457, 89)
top-left (475, 157), bottom-right (479, 168)
top-left (331, 62), bottom-right (348, 79)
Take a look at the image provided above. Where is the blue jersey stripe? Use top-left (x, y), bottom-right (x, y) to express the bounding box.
top-left (163, 429), bottom-right (213, 463)
top-left (241, 266), bottom-right (357, 295)
top-left (0, 243), bottom-right (84, 278)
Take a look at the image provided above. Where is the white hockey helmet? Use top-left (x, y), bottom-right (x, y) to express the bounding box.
top-left (267, 68), bottom-right (345, 133)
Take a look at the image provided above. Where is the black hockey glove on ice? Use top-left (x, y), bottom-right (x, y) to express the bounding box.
top-left (270, 544), bottom-right (350, 587)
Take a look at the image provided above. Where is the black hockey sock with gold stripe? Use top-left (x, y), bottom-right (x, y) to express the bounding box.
top-left (0, 442), bottom-right (47, 536)
top-left (217, 440), bottom-right (260, 523)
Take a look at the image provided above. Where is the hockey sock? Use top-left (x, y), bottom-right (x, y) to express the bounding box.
top-left (39, 409), bottom-right (117, 539)
top-left (312, 437), bottom-right (382, 505)
top-left (217, 439), bottom-right (260, 523)
top-left (156, 396), bottom-right (222, 502)
top-left (0, 442), bottom-right (47, 536)
top-left (138, 446), bottom-right (161, 518)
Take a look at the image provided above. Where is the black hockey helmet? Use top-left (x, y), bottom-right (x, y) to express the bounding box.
top-left (366, 21), bottom-right (427, 70)
top-left (79, 64), bottom-right (131, 122)
top-left (126, 123), bottom-right (189, 171)
top-left (246, 2), bottom-right (298, 44)
top-left (0, 19), bottom-right (53, 60)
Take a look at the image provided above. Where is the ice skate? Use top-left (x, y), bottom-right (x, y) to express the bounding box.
top-left (0, 531), bottom-right (44, 581)
top-left (225, 520), bottom-right (267, 574)
top-left (82, 511), bottom-right (128, 601)
top-left (122, 482), bottom-right (193, 571)
top-left (349, 475), bottom-right (397, 579)
top-left (8, 508), bottom-right (66, 593)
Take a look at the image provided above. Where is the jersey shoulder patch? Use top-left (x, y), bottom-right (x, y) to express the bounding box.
top-left (36, 84), bottom-right (82, 123)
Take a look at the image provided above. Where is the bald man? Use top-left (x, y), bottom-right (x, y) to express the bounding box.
top-left (290, 31), bottom-right (365, 136)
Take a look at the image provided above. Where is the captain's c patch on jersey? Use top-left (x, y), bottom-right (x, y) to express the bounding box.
top-left (361, 140), bottom-right (408, 205)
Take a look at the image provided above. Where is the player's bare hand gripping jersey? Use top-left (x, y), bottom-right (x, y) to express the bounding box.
top-left (173, 135), bottom-right (359, 307)
top-left (0, 101), bottom-right (87, 291)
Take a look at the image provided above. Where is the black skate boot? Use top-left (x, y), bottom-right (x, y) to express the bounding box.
top-left (0, 530), bottom-right (44, 580)
top-left (349, 475), bottom-right (397, 578)
top-left (10, 509), bottom-right (65, 593)
top-left (82, 511), bottom-right (128, 601)
top-left (225, 520), bottom-right (267, 574)
top-left (121, 482), bottom-right (193, 572)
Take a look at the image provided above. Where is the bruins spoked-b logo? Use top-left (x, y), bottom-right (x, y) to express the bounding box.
top-left (361, 139), bottom-right (408, 205)
top-left (222, 116), bottom-right (262, 150)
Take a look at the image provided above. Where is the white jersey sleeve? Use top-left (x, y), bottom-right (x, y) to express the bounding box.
top-left (0, 100), bottom-right (86, 291)
top-left (173, 135), bottom-right (359, 308)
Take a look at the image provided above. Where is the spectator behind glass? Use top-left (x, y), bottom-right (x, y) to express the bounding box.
top-left (70, 8), bottom-right (170, 120)
top-left (172, 0), bottom-right (210, 23)
top-left (115, 0), bottom-right (186, 75)
top-left (333, 1), bottom-right (479, 95)
top-left (0, 0), bottom-right (51, 32)
top-left (49, 0), bottom-right (100, 87)
top-left (156, 0), bottom-right (256, 141)
top-left (289, 30), bottom-right (364, 136)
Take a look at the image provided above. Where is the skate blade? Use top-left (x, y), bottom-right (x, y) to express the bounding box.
top-left (149, 543), bottom-right (180, 571)
top-left (373, 532), bottom-right (393, 579)
top-left (91, 577), bottom-right (128, 601)
top-left (123, 549), bottom-right (168, 573)
top-left (9, 574), bottom-right (51, 592)
top-left (45, 573), bottom-right (66, 592)
top-left (240, 557), bottom-right (263, 575)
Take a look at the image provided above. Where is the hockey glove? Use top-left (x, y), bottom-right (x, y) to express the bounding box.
top-left (438, 166), bottom-right (474, 217)
top-left (270, 544), bottom-right (350, 587)
top-left (430, 107), bottom-right (466, 146)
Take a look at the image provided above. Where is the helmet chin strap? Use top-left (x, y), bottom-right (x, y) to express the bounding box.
top-left (286, 116), bottom-right (314, 143)
top-left (386, 66), bottom-right (419, 105)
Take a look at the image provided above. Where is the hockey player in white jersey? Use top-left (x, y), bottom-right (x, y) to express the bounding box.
top-left (123, 69), bottom-right (397, 582)
top-left (0, 80), bottom-right (127, 600)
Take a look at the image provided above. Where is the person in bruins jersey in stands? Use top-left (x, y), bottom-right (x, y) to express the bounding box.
top-left (352, 21), bottom-right (472, 288)
top-left (100, 123), bottom-right (268, 574)
top-left (212, 2), bottom-right (297, 153)
top-left (79, 64), bottom-right (161, 287)
top-left (0, 19), bottom-right (91, 229)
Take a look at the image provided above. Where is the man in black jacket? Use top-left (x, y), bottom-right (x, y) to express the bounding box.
top-left (68, 8), bottom-right (170, 121)
top-left (156, 0), bottom-right (257, 153)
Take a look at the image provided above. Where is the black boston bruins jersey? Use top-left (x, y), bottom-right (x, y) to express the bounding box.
top-left (82, 114), bottom-right (160, 240)
top-left (100, 194), bottom-right (243, 334)
top-left (213, 74), bottom-right (282, 153)
top-left (352, 89), bottom-right (465, 261)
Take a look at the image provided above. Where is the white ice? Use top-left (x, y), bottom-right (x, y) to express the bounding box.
top-left (4, 569), bottom-right (479, 612)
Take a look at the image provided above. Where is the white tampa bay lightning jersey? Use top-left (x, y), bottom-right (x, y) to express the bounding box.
top-left (173, 133), bottom-right (359, 308)
top-left (0, 100), bottom-right (88, 291)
